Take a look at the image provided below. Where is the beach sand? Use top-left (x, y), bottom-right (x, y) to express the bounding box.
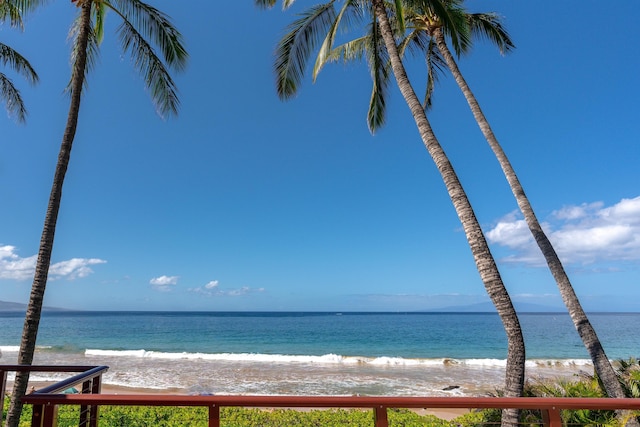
top-left (8, 381), bottom-right (470, 421)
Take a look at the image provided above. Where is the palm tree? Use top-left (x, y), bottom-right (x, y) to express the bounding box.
top-left (256, 1), bottom-right (525, 424)
top-left (5, 1), bottom-right (187, 425)
top-left (400, 0), bottom-right (631, 407)
top-left (0, 1), bottom-right (38, 123)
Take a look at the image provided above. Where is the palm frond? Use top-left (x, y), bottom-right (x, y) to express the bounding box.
top-left (397, 27), bottom-right (444, 111)
top-left (423, 37), bottom-right (445, 110)
top-left (255, 0), bottom-right (298, 9)
top-left (0, 72), bottom-right (28, 123)
top-left (433, 0), bottom-right (470, 56)
top-left (274, 2), bottom-right (337, 99)
top-left (106, 0), bottom-right (188, 71)
top-left (1, 0), bottom-right (49, 27)
top-left (67, 11), bottom-right (100, 96)
top-left (312, 0), bottom-right (342, 81)
top-left (366, 15), bottom-right (390, 133)
top-left (254, 0), bottom-right (278, 9)
top-left (313, 0), bottom-right (366, 81)
top-left (382, 0), bottom-right (406, 40)
top-left (3, 0), bottom-right (49, 13)
top-left (326, 36), bottom-right (368, 63)
top-left (0, 1), bottom-right (24, 29)
top-left (392, 0), bottom-right (405, 33)
top-left (93, 0), bottom-right (107, 44)
top-left (336, 0), bottom-right (368, 31)
top-left (468, 12), bottom-right (515, 55)
top-left (281, 0), bottom-right (297, 9)
top-left (407, 0), bottom-right (470, 55)
top-left (0, 42), bottom-right (39, 84)
top-left (117, 18), bottom-right (180, 118)
top-left (399, 27), bottom-right (429, 57)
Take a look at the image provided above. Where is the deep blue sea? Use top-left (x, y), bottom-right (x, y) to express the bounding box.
top-left (1, 311), bottom-right (638, 396)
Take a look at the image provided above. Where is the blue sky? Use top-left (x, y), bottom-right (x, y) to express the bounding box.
top-left (1, 1), bottom-right (639, 312)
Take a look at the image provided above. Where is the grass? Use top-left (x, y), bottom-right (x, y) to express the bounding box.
top-left (4, 401), bottom-right (478, 427)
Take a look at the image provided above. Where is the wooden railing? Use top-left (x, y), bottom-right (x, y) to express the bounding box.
top-left (4, 365), bottom-right (640, 427)
top-left (1, 365), bottom-right (107, 427)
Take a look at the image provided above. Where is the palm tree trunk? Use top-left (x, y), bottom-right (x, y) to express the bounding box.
top-left (4, 3), bottom-right (92, 427)
top-left (371, 2), bottom-right (524, 425)
top-left (433, 28), bottom-right (631, 409)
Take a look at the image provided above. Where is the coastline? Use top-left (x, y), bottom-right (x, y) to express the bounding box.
top-left (1, 353), bottom-right (591, 403)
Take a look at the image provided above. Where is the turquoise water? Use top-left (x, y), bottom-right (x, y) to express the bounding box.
top-left (1, 311), bottom-right (638, 396)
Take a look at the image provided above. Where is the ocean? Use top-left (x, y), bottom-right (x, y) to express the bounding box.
top-left (1, 311), bottom-right (638, 396)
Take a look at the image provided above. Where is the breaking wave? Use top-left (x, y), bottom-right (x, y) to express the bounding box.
top-left (84, 348), bottom-right (593, 368)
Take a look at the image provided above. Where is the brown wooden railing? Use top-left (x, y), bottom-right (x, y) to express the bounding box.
top-left (4, 365), bottom-right (640, 427)
top-left (1, 365), bottom-right (107, 427)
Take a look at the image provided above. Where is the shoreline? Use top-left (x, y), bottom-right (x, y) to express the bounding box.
top-left (0, 353), bottom-right (590, 397)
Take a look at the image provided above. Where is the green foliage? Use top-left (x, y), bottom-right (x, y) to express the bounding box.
top-left (481, 358), bottom-right (640, 426)
top-left (3, 399), bottom-right (471, 427)
top-left (480, 376), bottom-right (616, 426)
top-left (616, 357), bottom-right (640, 398)
top-left (3, 396), bottom-right (32, 427)
top-left (86, 405), bottom-right (207, 427)
top-left (222, 407), bottom-right (373, 426)
top-left (388, 408), bottom-right (453, 427)
top-left (452, 410), bottom-right (486, 426)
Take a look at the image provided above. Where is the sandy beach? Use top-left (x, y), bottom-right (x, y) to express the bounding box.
top-left (8, 381), bottom-right (470, 421)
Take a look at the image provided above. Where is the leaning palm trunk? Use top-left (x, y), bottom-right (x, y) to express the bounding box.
top-left (371, 2), bottom-right (524, 425)
top-left (5, 3), bottom-right (92, 427)
top-left (433, 27), bottom-right (636, 425)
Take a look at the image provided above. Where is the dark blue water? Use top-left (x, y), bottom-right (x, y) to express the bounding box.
top-left (1, 312), bottom-right (638, 396)
top-left (1, 311), bottom-right (638, 359)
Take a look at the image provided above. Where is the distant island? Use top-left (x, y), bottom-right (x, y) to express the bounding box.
top-left (0, 299), bottom-right (569, 313)
top-left (432, 301), bottom-right (566, 313)
top-left (0, 300), bottom-right (69, 312)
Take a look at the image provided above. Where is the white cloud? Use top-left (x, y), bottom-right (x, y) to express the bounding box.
top-left (0, 245), bottom-right (37, 280)
top-left (486, 215), bottom-right (532, 249)
top-left (486, 196), bottom-right (640, 267)
top-left (48, 258), bottom-right (107, 280)
top-left (204, 280), bottom-right (219, 289)
top-left (0, 245), bottom-right (106, 281)
top-left (552, 202), bottom-right (603, 220)
top-left (188, 280), bottom-right (264, 297)
top-left (150, 275), bottom-right (179, 292)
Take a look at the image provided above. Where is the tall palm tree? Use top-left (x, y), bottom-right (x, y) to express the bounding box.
top-left (0, 1), bottom-right (38, 123)
top-left (256, 1), bottom-right (525, 424)
top-left (401, 0), bottom-right (630, 407)
top-left (5, 1), bottom-right (187, 425)
top-left (370, 3), bottom-right (523, 424)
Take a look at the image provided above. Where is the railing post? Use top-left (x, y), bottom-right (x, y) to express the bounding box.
top-left (541, 407), bottom-right (563, 427)
top-left (31, 403), bottom-right (58, 427)
top-left (43, 404), bottom-right (58, 427)
top-left (31, 403), bottom-right (44, 427)
top-left (209, 404), bottom-right (220, 427)
top-left (79, 379), bottom-right (91, 427)
top-left (89, 375), bottom-right (102, 427)
top-left (374, 405), bottom-right (388, 427)
top-left (78, 373), bottom-right (102, 427)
